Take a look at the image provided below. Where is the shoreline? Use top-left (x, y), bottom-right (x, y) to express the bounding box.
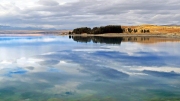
top-left (0, 33), bottom-right (180, 38)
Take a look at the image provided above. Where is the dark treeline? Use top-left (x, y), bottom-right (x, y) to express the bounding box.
top-left (72, 27), bottom-right (91, 34)
top-left (71, 36), bottom-right (123, 44)
top-left (72, 25), bottom-right (123, 34)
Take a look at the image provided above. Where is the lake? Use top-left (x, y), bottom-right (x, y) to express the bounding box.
top-left (0, 35), bottom-right (180, 101)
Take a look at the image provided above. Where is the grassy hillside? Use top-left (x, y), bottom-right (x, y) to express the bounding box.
top-left (122, 25), bottom-right (180, 34)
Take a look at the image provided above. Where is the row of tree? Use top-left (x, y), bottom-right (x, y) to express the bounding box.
top-left (122, 28), bottom-right (150, 33)
top-left (71, 25), bottom-right (151, 34)
top-left (72, 25), bottom-right (123, 34)
top-left (72, 27), bottom-right (91, 34)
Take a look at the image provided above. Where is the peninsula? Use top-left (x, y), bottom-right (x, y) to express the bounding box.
top-left (69, 24), bottom-right (180, 38)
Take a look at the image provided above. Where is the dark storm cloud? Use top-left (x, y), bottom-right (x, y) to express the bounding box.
top-left (0, 0), bottom-right (180, 29)
top-left (26, 66), bottom-right (35, 70)
top-left (38, 59), bottom-right (59, 66)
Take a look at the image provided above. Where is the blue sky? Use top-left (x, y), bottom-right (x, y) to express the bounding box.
top-left (0, 0), bottom-right (180, 29)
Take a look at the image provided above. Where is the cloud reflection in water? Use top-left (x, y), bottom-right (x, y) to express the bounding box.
top-left (0, 36), bottom-right (180, 100)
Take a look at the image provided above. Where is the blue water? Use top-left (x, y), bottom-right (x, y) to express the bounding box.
top-left (0, 35), bottom-right (180, 101)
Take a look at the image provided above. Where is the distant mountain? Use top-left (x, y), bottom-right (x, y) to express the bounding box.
top-left (0, 25), bottom-right (57, 30)
top-left (162, 24), bottom-right (180, 26)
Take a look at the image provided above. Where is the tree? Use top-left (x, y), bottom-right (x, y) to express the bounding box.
top-left (73, 25), bottom-right (123, 34)
top-left (134, 29), bottom-right (138, 33)
top-left (73, 27), bottom-right (91, 34)
top-left (147, 30), bottom-right (150, 33)
top-left (128, 28), bottom-right (133, 33)
top-left (144, 30), bottom-right (146, 33)
top-left (69, 31), bottom-right (72, 34)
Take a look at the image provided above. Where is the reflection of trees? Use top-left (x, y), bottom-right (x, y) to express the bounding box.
top-left (122, 37), bottom-right (150, 42)
top-left (72, 36), bottom-right (92, 43)
top-left (72, 36), bottom-right (151, 44)
top-left (72, 36), bottom-right (123, 44)
top-left (91, 37), bottom-right (123, 44)
top-left (71, 36), bottom-right (180, 44)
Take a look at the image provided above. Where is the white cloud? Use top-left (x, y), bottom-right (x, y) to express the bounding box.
top-left (0, 0), bottom-right (180, 29)
top-left (0, 60), bottom-right (13, 65)
top-left (37, 0), bottom-right (59, 6)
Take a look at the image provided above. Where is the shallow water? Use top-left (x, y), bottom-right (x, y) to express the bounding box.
top-left (0, 35), bottom-right (180, 101)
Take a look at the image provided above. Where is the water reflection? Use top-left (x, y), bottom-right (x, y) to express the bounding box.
top-left (72, 36), bottom-right (123, 44)
top-left (0, 35), bottom-right (180, 101)
top-left (71, 36), bottom-right (180, 44)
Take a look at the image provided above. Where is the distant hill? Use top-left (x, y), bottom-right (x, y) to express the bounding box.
top-left (0, 25), bottom-right (56, 30)
top-left (163, 24), bottom-right (180, 26)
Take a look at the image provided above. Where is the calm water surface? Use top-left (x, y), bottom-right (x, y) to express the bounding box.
top-left (0, 35), bottom-right (180, 101)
